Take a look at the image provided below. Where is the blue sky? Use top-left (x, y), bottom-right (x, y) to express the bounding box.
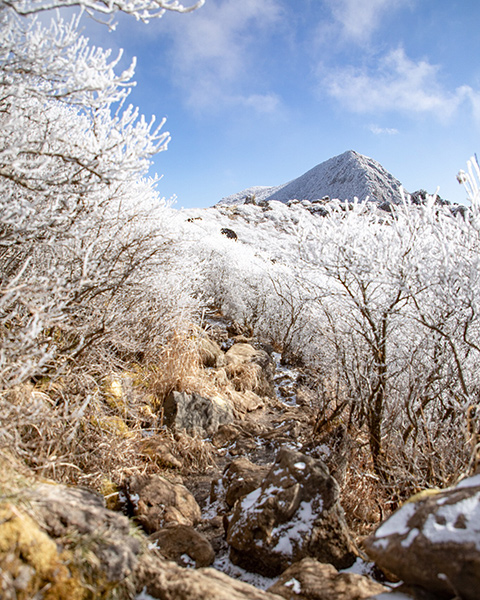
top-left (83, 0), bottom-right (480, 208)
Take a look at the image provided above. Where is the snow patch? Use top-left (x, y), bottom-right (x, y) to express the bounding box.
top-left (284, 577), bottom-right (302, 593)
top-left (422, 492), bottom-right (480, 549)
top-left (373, 502), bottom-right (417, 543)
top-left (271, 500), bottom-right (318, 556)
top-left (456, 474), bottom-right (480, 489)
top-left (213, 553), bottom-right (278, 590)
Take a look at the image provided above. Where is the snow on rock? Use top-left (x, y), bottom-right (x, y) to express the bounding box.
top-left (219, 150), bottom-right (406, 206)
top-left (267, 557), bottom-right (388, 600)
top-left (226, 447), bottom-right (357, 577)
top-left (364, 476), bottom-right (480, 600)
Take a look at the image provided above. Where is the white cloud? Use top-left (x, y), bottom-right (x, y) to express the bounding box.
top-left (165, 0), bottom-right (283, 112)
top-left (467, 89), bottom-right (480, 123)
top-left (323, 47), bottom-right (472, 120)
top-left (369, 124), bottom-right (399, 135)
top-left (325, 0), bottom-right (411, 43)
top-left (241, 93), bottom-right (281, 114)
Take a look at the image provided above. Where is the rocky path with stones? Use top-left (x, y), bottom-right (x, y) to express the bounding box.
top-left (5, 310), bottom-right (479, 600)
top-left (128, 313), bottom-right (480, 600)
top-left (132, 312), bottom-right (380, 595)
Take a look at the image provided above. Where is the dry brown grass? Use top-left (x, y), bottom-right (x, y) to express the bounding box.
top-left (146, 329), bottom-right (220, 408)
top-left (224, 362), bottom-right (262, 393)
top-left (0, 326), bottom-right (227, 495)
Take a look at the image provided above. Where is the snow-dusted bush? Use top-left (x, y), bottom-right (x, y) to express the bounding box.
top-left (194, 181), bottom-right (480, 490)
top-left (0, 7), bottom-right (193, 387)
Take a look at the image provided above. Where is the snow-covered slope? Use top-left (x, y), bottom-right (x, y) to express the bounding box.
top-left (219, 150), bottom-right (406, 206)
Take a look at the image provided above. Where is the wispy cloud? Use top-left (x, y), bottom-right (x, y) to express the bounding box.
top-left (369, 124), bottom-right (399, 135)
top-left (323, 47), bottom-right (472, 120)
top-left (164, 0), bottom-right (283, 112)
top-left (325, 0), bottom-right (411, 44)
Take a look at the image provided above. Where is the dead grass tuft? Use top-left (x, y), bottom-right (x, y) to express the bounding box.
top-left (168, 430), bottom-right (218, 474)
top-left (225, 362), bottom-right (262, 393)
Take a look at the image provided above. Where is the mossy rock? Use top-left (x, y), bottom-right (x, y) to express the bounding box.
top-left (0, 503), bottom-right (84, 600)
top-left (91, 415), bottom-right (133, 438)
top-left (99, 478), bottom-right (122, 511)
top-left (103, 375), bottom-right (128, 416)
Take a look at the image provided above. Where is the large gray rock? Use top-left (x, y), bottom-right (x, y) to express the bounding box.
top-left (164, 390), bottom-right (234, 437)
top-left (226, 448), bottom-right (357, 576)
top-left (364, 475), bottom-right (480, 600)
top-left (268, 558), bottom-right (387, 600)
top-left (126, 474), bottom-right (201, 533)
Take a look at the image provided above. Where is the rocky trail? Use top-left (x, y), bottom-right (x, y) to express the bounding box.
top-left (122, 311), bottom-right (388, 597)
top-left (2, 311), bottom-right (480, 600)
top-left (128, 312), bottom-right (480, 600)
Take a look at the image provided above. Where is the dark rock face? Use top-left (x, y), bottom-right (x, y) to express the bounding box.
top-left (226, 448), bottom-right (357, 577)
top-left (164, 390), bottom-right (234, 437)
top-left (221, 227), bottom-right (238, 240)
top-left (364, 475), bottom-right (480, 600)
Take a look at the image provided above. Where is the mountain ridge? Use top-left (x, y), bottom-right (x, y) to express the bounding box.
top-left (219, 150), bottom-right (406, 206)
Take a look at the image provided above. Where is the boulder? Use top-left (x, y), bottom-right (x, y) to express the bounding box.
top-left (225, 343), bottom-right (275, 397)
top-left (126, 474), bottom-right (201, 533)
top-left (226, 448), bottom-right (357, 577)
top-left (139, 436), bottom-right (183, 470)
top-left (212, 423), bottom-right (243, 449)
top-left (163, 390), bottom-right (234, 437)
top-left (229, 389), bottom-right (266, 414)
top-left (219, 457), bottom-right (270, 509)
top-left (364, 474), bottom-right (480, 600)
top-left (27, 483), bottom-right (140, 583)
top-left (0, 482), bottom-right (143, 599)
top-left (135, 553), bottom-right (284, 600)
top-left (149, 524), bottom-right (215, 568)
top-left (0, 502), bottom-right (84, 600)
top-left (268, 558), bottom-right (388, 600)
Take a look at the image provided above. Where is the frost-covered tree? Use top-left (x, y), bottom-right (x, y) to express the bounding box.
top-left (1, 0), bottom-right (204, 21)
top-left (0, 2), bottom-right (202, 388)
top-left (194, 184), bottom-right (480, 489)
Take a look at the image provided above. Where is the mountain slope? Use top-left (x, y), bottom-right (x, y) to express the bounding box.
top-left (219, 150), bottom-right (406, 206)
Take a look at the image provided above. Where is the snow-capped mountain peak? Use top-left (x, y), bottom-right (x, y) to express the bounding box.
top-left (219, 150), bottom-right (405, 206)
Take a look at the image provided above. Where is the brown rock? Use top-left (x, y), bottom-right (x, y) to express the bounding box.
top-left (364, 475), bottom-right (480, 600)
top-left (222, 457), bottom-right (270, 508)
top-left (230, 389), bottom-right (266, 414)
top-left (135, 553), bottom-right (284, 600)
top-left (140, 436), bottom-right (183, 470)
top-left (268, 558), bottom-right (387, 599)
top-left (126, 474), bottom-right (201, 533)
top-left (212, 423), bottom-right (242, 448)
top-left (226, 448), bottom-right (357, 577)
top-left (150, 524), bottom-right (215, 568)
